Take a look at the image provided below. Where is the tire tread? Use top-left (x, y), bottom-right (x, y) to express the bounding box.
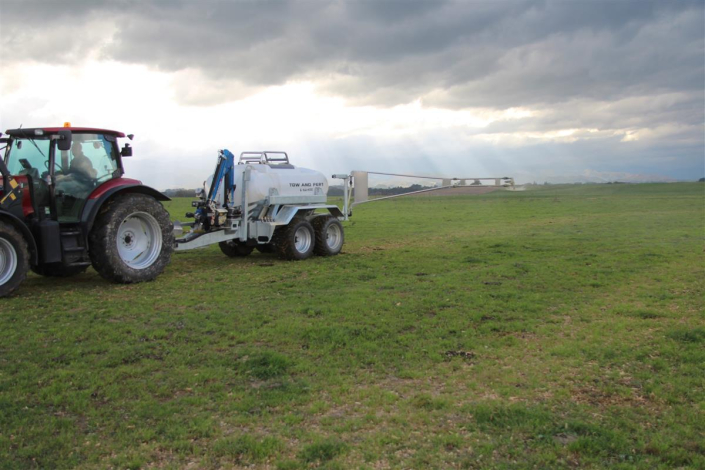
top-left (0, 220), bottom-right (30, 297)
top-left (312, 215), bottom-right (344, 256)
top-left (272, 218), bottom-right (315, 260)
top-left (88, 193), bottom-right (173, 284)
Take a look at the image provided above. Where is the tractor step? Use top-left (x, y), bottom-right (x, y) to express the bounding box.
top-left (58, 225), bottom-right (89, 264)
top-left (66, 261), bottom-right (91, 267)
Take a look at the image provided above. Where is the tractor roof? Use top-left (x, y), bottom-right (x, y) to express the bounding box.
top-left (5, 127), bottom-right (126, 138)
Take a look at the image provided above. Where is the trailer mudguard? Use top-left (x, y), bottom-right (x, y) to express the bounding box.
top-left (272, 205), bottom-right (344, 226)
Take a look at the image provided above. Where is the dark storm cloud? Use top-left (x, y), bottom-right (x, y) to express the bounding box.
top-left (2, 0), bottom-right (702, 106)
top-left (1, 0), bottom-right (703, 172)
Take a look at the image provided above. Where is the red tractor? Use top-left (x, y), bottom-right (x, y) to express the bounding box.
top-left (0, 125), bottom-right (173, 297)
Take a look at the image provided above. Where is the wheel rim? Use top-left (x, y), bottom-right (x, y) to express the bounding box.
top-left (294, 226), bottom-right (312, 253)
top-left (116, 212), bottom-right (163, 269)
top-left (0, 238), bottom-right (18, 286)
top-left (325, 223), bottom-right (343, 250)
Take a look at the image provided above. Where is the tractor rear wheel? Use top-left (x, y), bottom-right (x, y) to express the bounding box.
top-left (312, 216), bottom-right (344, 256)
top-left (31, 263), bottom-right (87, 277)
top-left (89, 194), bottom-right (173, 284)
top-left (0, 221), bottom-right (29, 297)
top-left (219, 240), bottom-right (254, 257)
top-left (272, 218), bottom-right (315, 260)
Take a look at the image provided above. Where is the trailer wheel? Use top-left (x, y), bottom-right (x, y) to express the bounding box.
top-left (312, 216), bottom-right (344, 256)
top-left (0, 221), bottom-right (29, 297)
top-left (32, 264), bottom-right (87, 277)
top-left (255, 244), bottom-right (274, 254)
top-left (273, 218), bottom-right (315, 260)
top-left (219, 240), bottom-right (254, 257)
top-left (89, 194), bottom-right (173, 284)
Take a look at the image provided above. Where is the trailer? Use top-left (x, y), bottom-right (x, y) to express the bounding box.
top-left (173, 149), bottom-right (346, 260)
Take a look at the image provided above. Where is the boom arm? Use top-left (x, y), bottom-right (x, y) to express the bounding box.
top-left (189, 149), bottom-right (239, 232)
top-left (205, 149), bottom-right (236, 208)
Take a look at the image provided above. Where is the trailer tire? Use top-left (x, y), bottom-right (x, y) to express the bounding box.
top-left (32, 263), bottom-right (87, 277)
top-left (89, 194), bottom-right (173, 284)
top-left (312, 216), bottom-right (344, 256)
top-left (219, 240), bottom-right (254, 257)
top-left (255, 244), bottom-right (274, 254)
top-left (0, 221), bottom-right (29, 297)
top-left (273, 218), bottom-right (315, 260)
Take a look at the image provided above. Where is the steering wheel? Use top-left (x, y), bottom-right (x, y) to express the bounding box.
top-left (19, 158), bottom-right (33, 170)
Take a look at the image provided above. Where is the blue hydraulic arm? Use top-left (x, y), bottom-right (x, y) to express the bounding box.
top-left (194, 148), bottom-right (236, 220)
top-left (207, 149), bottom-right (236, 207)
top-left (190, 149), bottom-right (240, 230)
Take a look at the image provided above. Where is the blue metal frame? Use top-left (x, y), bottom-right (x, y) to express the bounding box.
top-left (198, 149), bottom-right (236, 220)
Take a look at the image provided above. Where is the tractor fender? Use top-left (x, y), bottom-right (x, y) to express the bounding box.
top-left (82, 182), bottom-right (170, 235)
top-left (0, 209), bottom-right (39, 265)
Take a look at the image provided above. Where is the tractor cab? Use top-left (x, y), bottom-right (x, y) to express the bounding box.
top-left (2, 126), bottom-right (131, 222)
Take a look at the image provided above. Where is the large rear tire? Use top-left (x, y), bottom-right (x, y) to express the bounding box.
top-left (89, 194), bottom-right (173, 284)
top-left (272, 218), bottom-right (315, 260)
top-left (219, 240), bottom-right (254, 257)
top-left (0, 221), bottom-right (29, 297)
top-left (312, 216), bottom-right (344, 256)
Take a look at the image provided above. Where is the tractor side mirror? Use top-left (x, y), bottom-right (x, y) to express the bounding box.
top-left (57, 130), bottom-right (72, 151)
top-left (121, 143), bottom-right (132, 157)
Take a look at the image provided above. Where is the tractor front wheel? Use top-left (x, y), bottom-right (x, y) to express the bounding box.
top-left (0, 221), bottom-right (29, 297)
top-left (89, 194), bottom-right (173, 284)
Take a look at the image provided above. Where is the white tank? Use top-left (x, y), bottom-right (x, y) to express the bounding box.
top-left (205, 162), bottom-right (328, 207)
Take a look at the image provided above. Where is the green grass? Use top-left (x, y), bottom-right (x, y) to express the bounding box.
top-left (1, 183), bottom-right (703, 469)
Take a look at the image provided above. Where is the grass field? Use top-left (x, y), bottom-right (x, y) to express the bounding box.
top-left (1, 183), bottom-right (703, 469)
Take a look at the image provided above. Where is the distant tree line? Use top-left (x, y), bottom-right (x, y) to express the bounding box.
top-left (163, 188), bottom-right (197, 197)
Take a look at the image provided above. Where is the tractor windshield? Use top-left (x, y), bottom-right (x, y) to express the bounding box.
top-left (58, 134), bottom-right (119, 183)
top-left (4, 138), bottom-right (50, 176)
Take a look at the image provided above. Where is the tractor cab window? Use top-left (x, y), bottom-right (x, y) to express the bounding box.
top-left (54, 134), bottom-right (118, 222)
top-left (4, 138), bottom-right (51, 177)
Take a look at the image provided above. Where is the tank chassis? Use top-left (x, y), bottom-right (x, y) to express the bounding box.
top-left (173, 149), bottom-right (346, 260)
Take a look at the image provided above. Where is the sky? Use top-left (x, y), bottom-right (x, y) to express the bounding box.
top-left (1, 0), bottom-right (703, 189)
